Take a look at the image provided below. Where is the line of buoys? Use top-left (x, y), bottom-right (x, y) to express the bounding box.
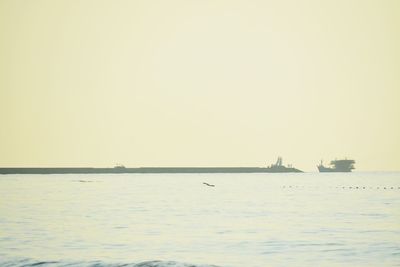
top-left (281, 185), bottom-right (399, 190)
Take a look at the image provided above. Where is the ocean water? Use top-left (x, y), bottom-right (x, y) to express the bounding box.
top-left (0, 172), bottom-right (399, 267)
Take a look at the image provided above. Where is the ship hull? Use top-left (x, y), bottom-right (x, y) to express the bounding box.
top-left (0, 167), bottom-right (303, 174)
top-left (318, 166), bottom-right (352, 172)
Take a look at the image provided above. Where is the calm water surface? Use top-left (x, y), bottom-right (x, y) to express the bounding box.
top-left (0, 172), bottom-right (399, 267)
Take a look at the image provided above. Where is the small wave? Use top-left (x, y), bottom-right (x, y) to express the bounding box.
top-left (0, 259), bottom-right (222, 267)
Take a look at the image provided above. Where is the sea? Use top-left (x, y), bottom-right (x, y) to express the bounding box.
top-left (0, 172), bottom-right (399, 267)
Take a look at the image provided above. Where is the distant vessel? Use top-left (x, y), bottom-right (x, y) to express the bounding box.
top-left (318, 159), bottom-right (355, 172)
top-left (0, 158), bottom-right (302, 174)
top-left (265, 157), bottom-right (302, 173)
top-left (114, 164), bottom-right (126, 169)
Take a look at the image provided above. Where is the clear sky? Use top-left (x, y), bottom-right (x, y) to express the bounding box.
top-left (0, 0), bottom-right (399, 171)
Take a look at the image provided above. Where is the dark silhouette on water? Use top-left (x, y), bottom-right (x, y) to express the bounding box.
top-left (0, 158), bottom-right (303, 174)
top-left (265, 157), bottom-right (301, 172)
top-left (317, 159), bottom-right (355, 172)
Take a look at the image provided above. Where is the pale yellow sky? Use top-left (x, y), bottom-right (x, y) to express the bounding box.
top-left (0, 0), bottom-right (399, 171)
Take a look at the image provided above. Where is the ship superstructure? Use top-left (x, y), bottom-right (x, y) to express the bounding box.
top-left (318, 159), bottom-right (355, 172)
top-left (265, 157), bottom-right (302, 172)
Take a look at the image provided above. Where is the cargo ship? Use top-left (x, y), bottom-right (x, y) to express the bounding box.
top-left (317, 159), bottom-right (355, 172)
top-left (264, 157), bottom-right (302, 172)
top-left (0, 158), bottom-right (302, 174)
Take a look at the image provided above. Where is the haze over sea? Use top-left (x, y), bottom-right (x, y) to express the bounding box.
top-left (1, 172), bottom-right (399, 267)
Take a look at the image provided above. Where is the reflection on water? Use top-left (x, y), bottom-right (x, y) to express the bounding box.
top-left (0, 172), bottom-right (399, 267)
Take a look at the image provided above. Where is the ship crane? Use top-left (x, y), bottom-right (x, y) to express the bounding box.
top-left (275, 157), bottom-right (283, 166)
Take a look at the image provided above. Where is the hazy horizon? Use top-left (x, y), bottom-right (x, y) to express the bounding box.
top-left (1, 0), bottom-right (399, 172)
